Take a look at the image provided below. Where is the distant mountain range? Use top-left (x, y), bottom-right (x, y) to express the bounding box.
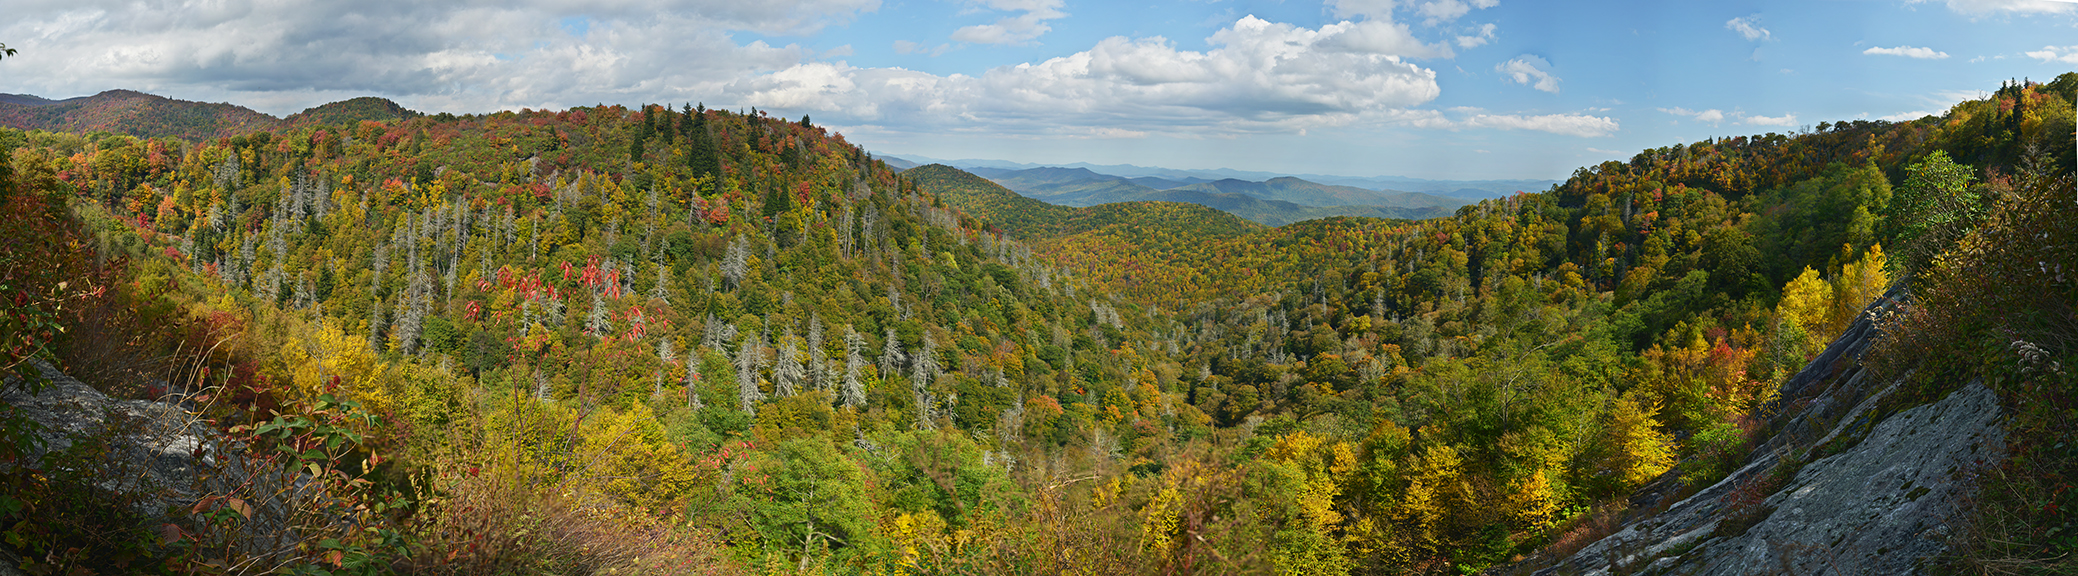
top-left (877, 154), bottom-right (1559, 199)
top-left (0, 90), bottom-right (420, 141)
top-left (880, 157), bottom-right (1478, 226)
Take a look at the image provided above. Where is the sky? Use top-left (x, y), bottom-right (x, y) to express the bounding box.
top-left (2, 0), bottom-right (2076, 180)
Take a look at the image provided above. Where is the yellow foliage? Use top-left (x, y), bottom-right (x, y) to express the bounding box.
top-left (1778, 266), bottom-right (1832, 338)
top-left (572, 403), bottom-right (699, 511)
top-left (1139, 486), bottom-right (1183, 552)
top-left (1264, 431), bottom-right (1359, 575)
top-left (1830, 243), bottom-right (1889, 331)
top-left (1600, 391), bottom-right (1676, 489)
top-left (1506, 470), bottom-right (1561, 531)
top-left (280, 320), bottom-right (389, 410)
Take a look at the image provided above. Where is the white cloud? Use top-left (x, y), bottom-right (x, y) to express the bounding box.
top-left (1743, 113), bottom-right (1796, 127)
top-left (1496, 54), bottom-right (1559, 93)
top-left (1660, 106), bottom-right (1794, 127)
top-left (1458, 112), bottom-right (1617, 136)
top-left (1660, 107), bottom-right (1727, 125)
top-left (1327, 0), bottom-right (1399, 20)
top-left (734, 15), bottom-right (1452, 136)
top-left (1412, 0), bottom-right (1499, 25)
top-left (892, 40), bottom-right (953, 56)
top-left (951, 0), bottom-right (1067, 45)
top-left (0, 0), bottom-right (876, 112)
top-left (1863, 46), bottom-right (1950, 59)
top-left (1907, 0), bottom-right (2077, 15)
top-left (0, 6), bottom-right (1514, 140)
top-left (1456, 23), bottom-right (1496, 48)
top-left (1877, 110), bottom-right (1937, 121)
top-left (2024, 45), bottom-right (2078, 64)
top-left (1725, 15), bottom-right (1770, 41)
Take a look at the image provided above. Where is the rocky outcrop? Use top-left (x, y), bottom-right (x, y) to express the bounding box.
top-left (1520, 287), bottom-right (2006, 575)
top-left (1, 360), bottom-right (316, 565)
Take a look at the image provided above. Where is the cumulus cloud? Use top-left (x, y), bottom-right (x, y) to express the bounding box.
top-left (0, 4), bottom-right (1559, 140)
top-left (2024, 45), bottom-right (2078, 64)
top-left (1864, 46), bottom-right (1950, 59)
top-left (951, 0), bottom-right (1067, 45)
top-left (1907, 0), bottom-right (2077, 15)
top-left (1725, 15), bottom-right (1770, 41)
top-left (0, 0), bottom-right (872, 111)
top-left (1496, 55), bottom-right (1559, 93)
top-left (720, 15), bottom-right (1455, 136)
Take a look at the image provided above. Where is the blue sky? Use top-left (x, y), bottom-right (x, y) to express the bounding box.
top-left (3, 0), bottom-right (2076, 179)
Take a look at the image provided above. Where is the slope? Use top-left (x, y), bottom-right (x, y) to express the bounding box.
top-left (0, 90), bottom-right (422, 141)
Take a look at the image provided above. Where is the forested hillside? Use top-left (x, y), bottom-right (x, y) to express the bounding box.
top-left (0, 74), bottom-right (2073, 576)
top-left (0, 90), bottom-right (420, 142)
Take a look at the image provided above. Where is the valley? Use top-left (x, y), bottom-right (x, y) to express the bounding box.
top-left (0, 75), bottom-right (2073, 576)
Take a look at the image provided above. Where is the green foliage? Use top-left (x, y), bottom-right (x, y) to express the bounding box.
top-left (4, 75), bottom-right (2067, 575)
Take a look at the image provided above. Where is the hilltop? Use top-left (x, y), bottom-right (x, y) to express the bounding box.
top-left (0, 90), bottom-right (419, 141)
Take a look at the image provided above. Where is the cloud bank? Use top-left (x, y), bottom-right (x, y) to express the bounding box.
top-left (0, 0), bottom-right (1620, 141)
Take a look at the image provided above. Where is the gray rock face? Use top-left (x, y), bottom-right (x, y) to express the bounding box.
top-left (1, 361), bottom-right (317, 565)
top-left (1, 360), bottom-right (217, 507)
top-left (1519, 287), bottom-right (2006, 575)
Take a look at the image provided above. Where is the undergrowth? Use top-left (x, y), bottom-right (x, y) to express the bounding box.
top-left (1868, 165), bottom-right (2077, 575)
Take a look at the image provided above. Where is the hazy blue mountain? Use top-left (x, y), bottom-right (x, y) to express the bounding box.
top-left (874, 153), bottom-right (1556, 198)
top-left (922, 163), bottom-right (1470, 226)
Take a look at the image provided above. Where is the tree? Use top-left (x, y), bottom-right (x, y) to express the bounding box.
top-left (0, 43), bottom-right (15, 60)
top-left (722, 235), bottom-right (750, 289)
top-left (1588, 391), bottom-right (1676, 496)
top-left (775, 328), bottom-right (805, 397)
top-left (879, 327), bottom-right (906, 383)
top-left (737, 331), bottom-right (767, 415)
top-left (842, 325), bottom-right (867, 408)
top-left (1777, 266), bottom-right (1832, 351)
top-left (1887, 151), bottom-right (1979, 271)
top-left (1829, 244), bottom-right (1889, 332)
top-left (807, 315), bottom-right (827, 391)
top-left (911, 334), bottom-right (939, 428)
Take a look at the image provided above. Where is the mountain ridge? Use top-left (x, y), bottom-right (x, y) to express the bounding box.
top-left (0, 89), bottom-right (421, 141)
top-left (877, 153), bottom-right (1559, 198)
top-left (961, 164), bottom-right (1469, 226)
